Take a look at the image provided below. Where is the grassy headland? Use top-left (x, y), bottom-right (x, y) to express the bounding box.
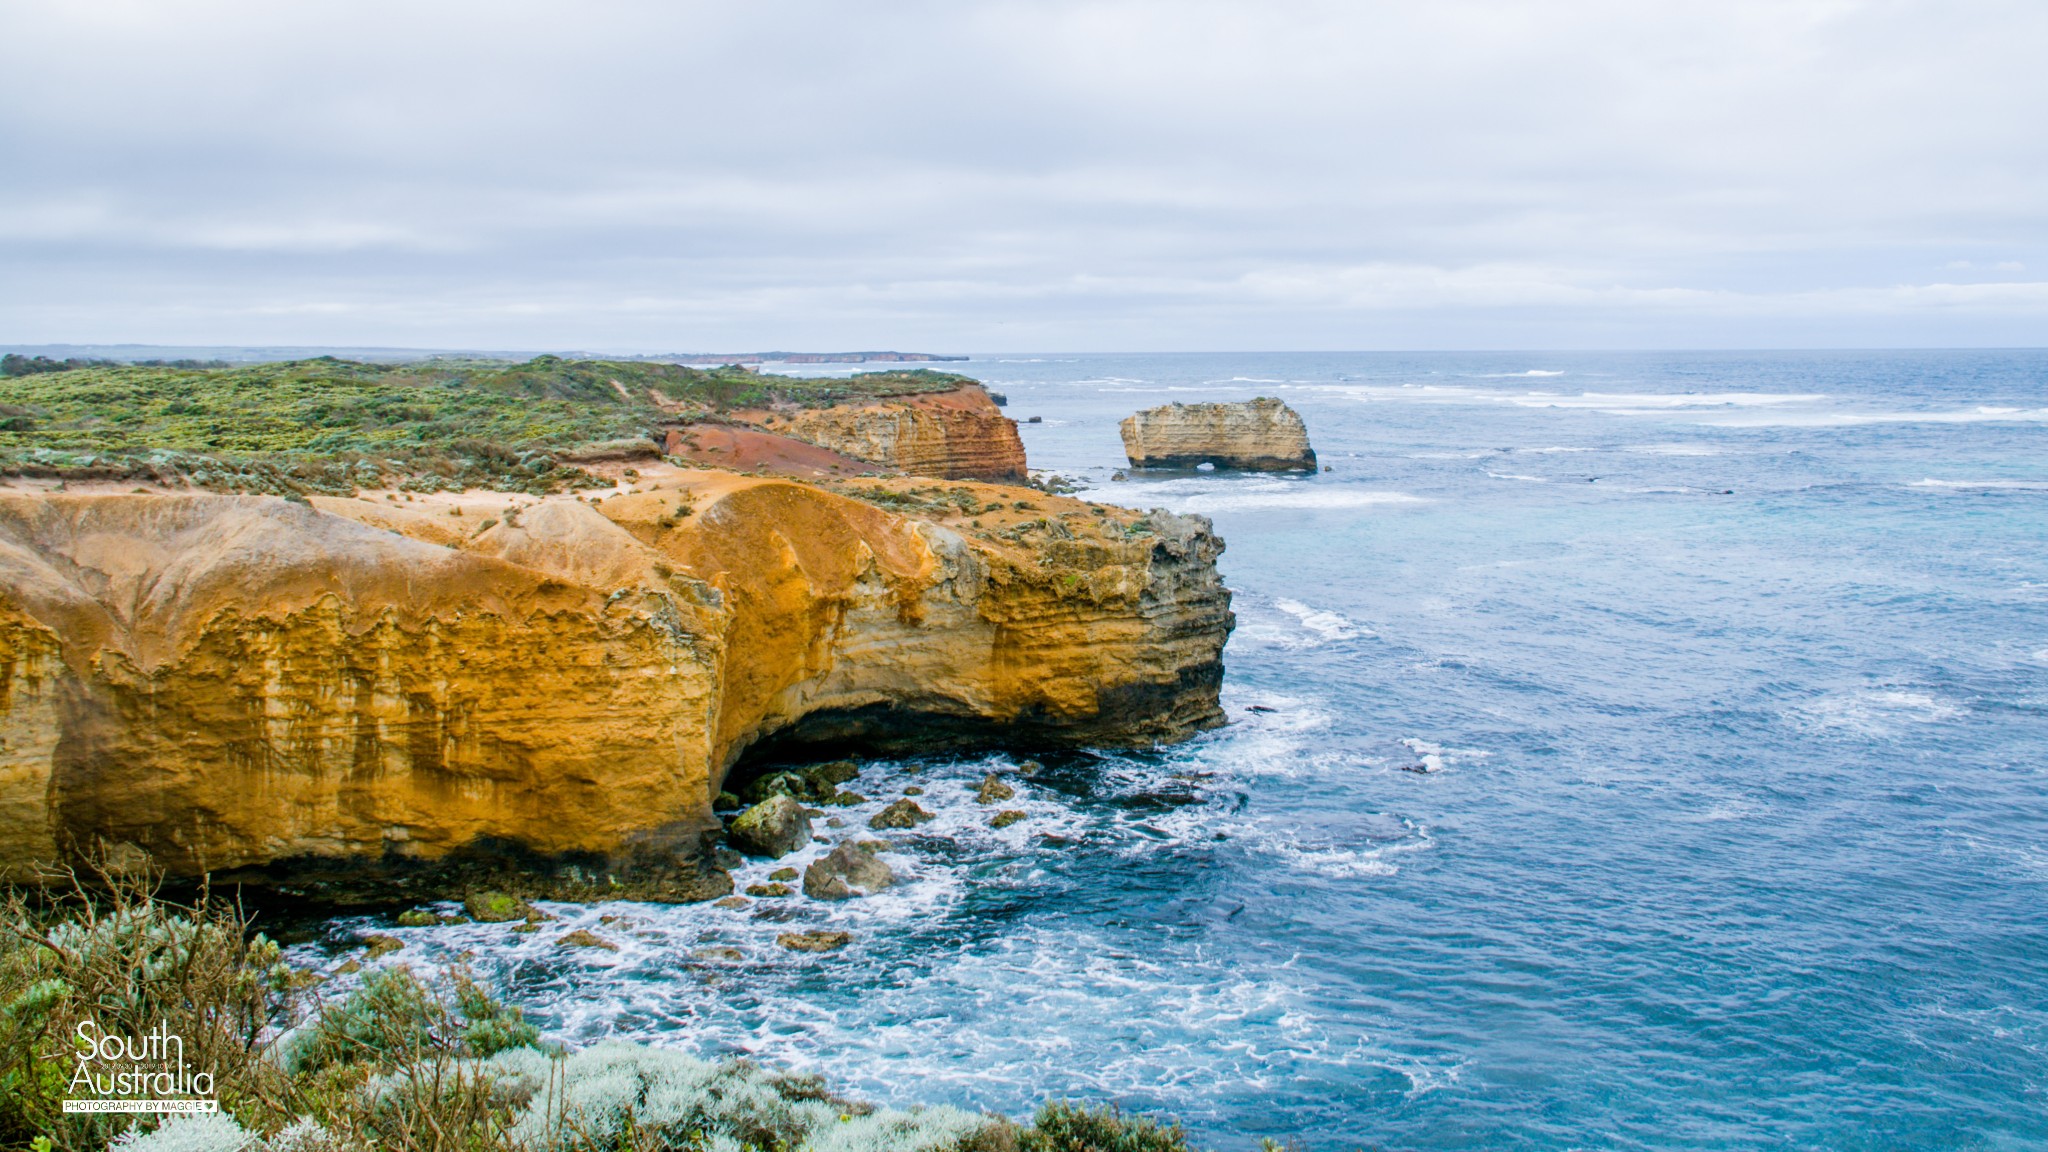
top-left (0, 356), bottom-right (968, 495)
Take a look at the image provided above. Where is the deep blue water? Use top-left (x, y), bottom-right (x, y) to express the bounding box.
top-left (315, 351), bottom-right (2048, 1150)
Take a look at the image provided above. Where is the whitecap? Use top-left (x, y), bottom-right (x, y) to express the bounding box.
top-left (1627, 444), bottom-right (1724, 456)
top-left (1911, 478), bottom-right (2048, 491)
top-left (1788, 689), bottom-right (1966, 736)
top-left (1509, 390), bottom-right (1825, 410)
top-left (1399, 737), bottom-right (1491, 774)
top-left (1485, 471), bottom-right (1548, 483)
top-left (1178, 487), bottom-right (1425, 514)
top-left (1693, 407), bottom-right (2048, 428)
top-left (1272, 597), bottom-right (1371, 641)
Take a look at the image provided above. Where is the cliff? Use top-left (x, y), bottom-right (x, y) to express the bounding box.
top-left (1119, 397), bottom-right (1317, 472)
top-left (0, 474), bottom-right (1229, 898)
top-left (748, 385), bottom-right (1028, 481)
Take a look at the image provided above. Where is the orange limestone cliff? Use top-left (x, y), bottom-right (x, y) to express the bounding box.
top-left (747, 384), bottom-right (1028, 481)
top-left (0, 473), bottom-right (1228, 898)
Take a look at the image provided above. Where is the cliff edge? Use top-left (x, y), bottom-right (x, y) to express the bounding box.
top-left (1120, 397), bottom-right (1317, 472)
top-left (746, 385), bottom-right (1028, 481)
top-left (0, 472), bottom-right (1229, 898)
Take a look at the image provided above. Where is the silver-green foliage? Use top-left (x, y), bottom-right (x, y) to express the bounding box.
top-left (474, 1042), bottom-right (992, 1151)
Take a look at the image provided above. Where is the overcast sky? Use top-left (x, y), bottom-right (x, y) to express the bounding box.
top-left (2, 0), bottom-right (2044, 351)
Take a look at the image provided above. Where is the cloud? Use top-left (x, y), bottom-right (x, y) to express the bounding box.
top-left (0, 0), bottom-right (2043, 349)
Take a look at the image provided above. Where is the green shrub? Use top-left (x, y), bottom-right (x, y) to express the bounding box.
top-left (1019, 1102), bottom-right (1195, 1152)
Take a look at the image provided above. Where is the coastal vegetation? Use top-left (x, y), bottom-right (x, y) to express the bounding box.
top-left (0, 870), bottom-right (1211, 1151)
top-left (0, 356), bottom-right (969, 494)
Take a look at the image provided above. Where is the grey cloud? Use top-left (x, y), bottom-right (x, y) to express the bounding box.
top-left (1, 0), bottom-right (2043, 350)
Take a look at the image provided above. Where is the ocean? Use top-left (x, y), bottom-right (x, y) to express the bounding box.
top-left (303, 351), bottom-right (2048, 1150)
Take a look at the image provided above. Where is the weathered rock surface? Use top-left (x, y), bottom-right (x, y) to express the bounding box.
top-left (751, 385), bottom-right (1027, 481)
top-left (802, 841), bottom-right (896, 900)
top-left (728, 795), bottom-right (812, 858)
top-left (1119, 397), bottom-right (1316, 471)
top-left (558, 929), bottom-right (618, 951)
top-left (777, 930), bottom-right (851, 953)
top-left (0, 472), bottom-right (1230, 896)
top-left (465, 893), bottom-right (539, 923)
top-left (868, 799), bottom-right (933, 830)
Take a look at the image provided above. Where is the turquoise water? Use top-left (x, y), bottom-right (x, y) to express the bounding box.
top-left (315, 351), bottom-right (2048, 1150)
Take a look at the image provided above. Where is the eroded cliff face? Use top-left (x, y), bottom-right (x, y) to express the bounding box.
top-left (1120, 397), bottom-right (1317, 472)
top-left (0, 475), bottom-right (1229, 897)
top-left (751, 385), bottom-right (1028, 481)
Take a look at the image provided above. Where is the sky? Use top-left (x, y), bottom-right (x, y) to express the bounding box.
top-left (2, 0), bottom-right (2044, 352)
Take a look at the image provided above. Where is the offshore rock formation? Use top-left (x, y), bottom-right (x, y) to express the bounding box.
top-left (1120, 397), bottom-right (1317, 472)
top-left (750, 385), bottom-right (1027, 481)
top-left (0, 474), bottom-right (1229, 898)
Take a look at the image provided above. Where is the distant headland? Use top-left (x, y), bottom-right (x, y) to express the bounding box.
top-left (0, 344), bottom-right (968, 367)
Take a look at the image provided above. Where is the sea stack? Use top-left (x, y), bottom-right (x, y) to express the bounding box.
top-left (1119, 397), bottom-right (1316, 472)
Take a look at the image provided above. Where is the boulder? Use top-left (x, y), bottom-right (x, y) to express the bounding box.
top-left (360, 934), bottom-right (403, 960)
top-left (464, 891), bottom-right (536, 923)
top-left (557, 929), bottom-right (619, 952)
top-left (802, 842), bottom-right (897, 900)
top-left (777, 930), bottom-right (853, 953)
top-left (990, 810), bottom-right (1027, 829)
top-left (804, 760), bottom-right (860, 790)
top-left (729, 795), bottom-right (812, 858)
top-left (741, 770), bottom-right (811, 804)
top-left (869, 799), bottom-right (933, 830)
top-left (974, 774), bottom-right (1014, 804)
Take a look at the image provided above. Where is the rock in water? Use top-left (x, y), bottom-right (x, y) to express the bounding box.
top-left (741, 770), bottom-right (810, 804)
top-left (557, 929), bottom-right (618, 952)
top-left (803, 760), bottom-right (861, 791)
top-left (869, 799), bottom-right (934, 829)
top-left (729, 795), bottom-right (812, 858)
top-left (990, 810), bottom-right (1027, 829)
top-left (360, 934), bottom-right (403, 959)
top-left (464, 891), bottom-right (536, 923)
top-left (802, 842), bottom-right (897, 900)
top-left (974, 773), bottom-right (1015, 804)
top-left (777, 930), bottom-right (853, 953)
top-left (1119, 397), bottom-right (1316, 471)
